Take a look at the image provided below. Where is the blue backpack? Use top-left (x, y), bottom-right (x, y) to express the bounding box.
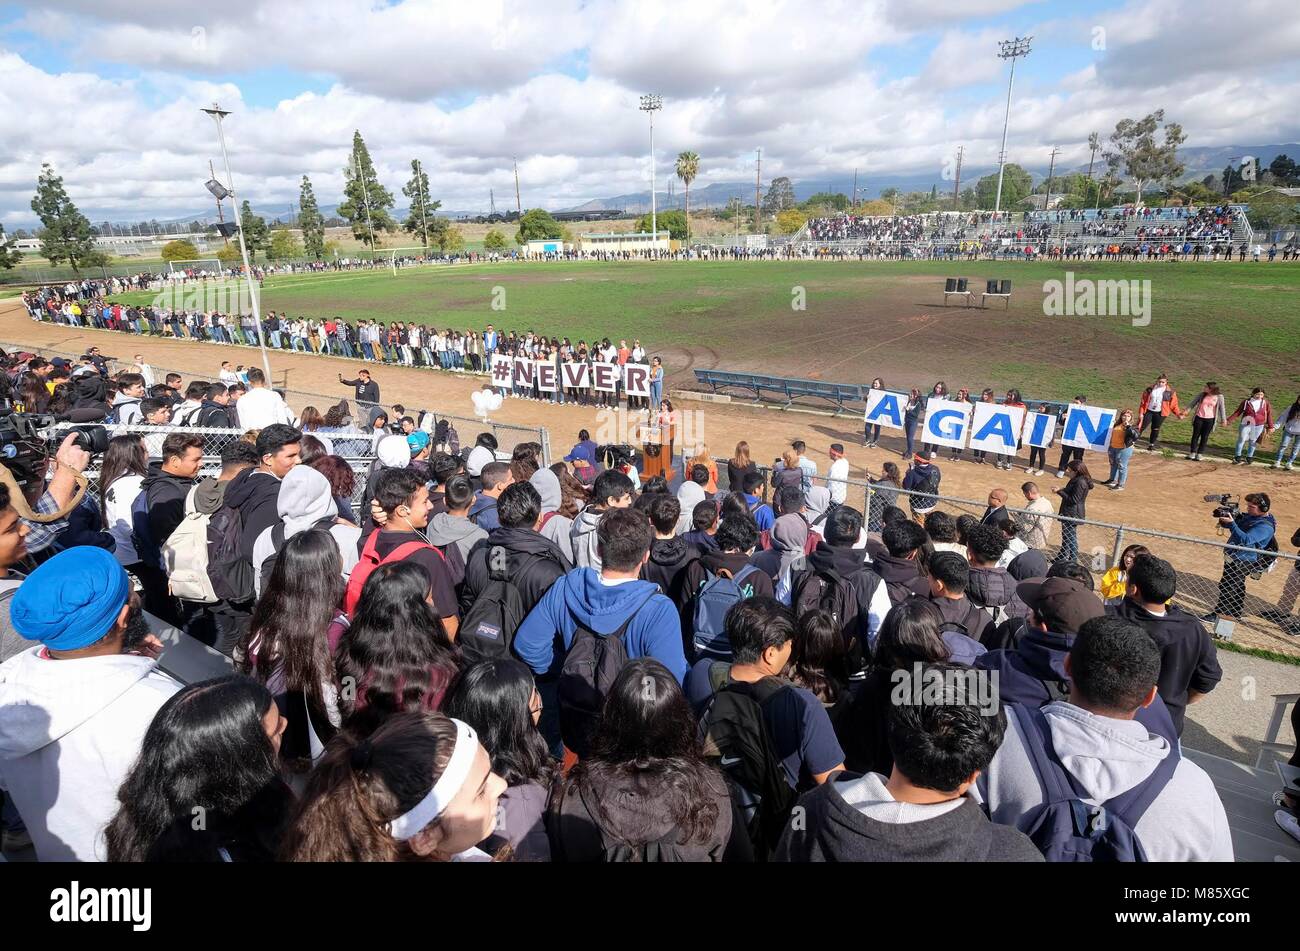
top-left (693, 564), bottom-right (762, 659)
top-left (1012, 704), bottom-right (1178, 862)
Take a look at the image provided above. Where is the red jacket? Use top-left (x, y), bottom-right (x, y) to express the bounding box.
top-left (1227, 397), bottom-right (1273, 429)
top-left (1138, 385), bottom-right (1182, 418)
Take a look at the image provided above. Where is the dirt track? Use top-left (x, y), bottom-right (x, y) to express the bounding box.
top-left (4, 297), bottom-right (1298, 653)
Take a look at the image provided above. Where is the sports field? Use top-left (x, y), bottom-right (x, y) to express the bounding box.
top-left (113, 259), bottom-right (1299, 413)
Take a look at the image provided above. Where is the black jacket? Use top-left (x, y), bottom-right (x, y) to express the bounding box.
top-left (459, 526), bottom-right (567, 617)
top-left (1107, 598), bottom-right (1223, 735)
top-left (928, 594), bottom-right (992, 637)
top-left (198, 399), bottom-right (235, 428)
top-left (1055, 474), bottom-right (1092, 518)
top-left (642, 536), bottom-right (702, 615)
top-left (142, 462), bottom-right (194, 548)
top-left (774, 776), bottom-right (1042, 863)
top-left (871, 551), bottom-right (929, 605)
top-left (221, 467), bottom-right (283, 560)
top-left (343, 377), bottom-right (380, 405)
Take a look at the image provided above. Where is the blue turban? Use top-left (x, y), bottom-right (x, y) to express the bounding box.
top-left (11, 547), bottom-right (132, 650)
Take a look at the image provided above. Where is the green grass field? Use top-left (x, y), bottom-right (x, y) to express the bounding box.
top-left (108, 260), bottom-right (1300, 448)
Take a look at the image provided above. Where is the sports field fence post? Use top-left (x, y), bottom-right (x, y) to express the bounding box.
top-left (540, 426), bottom-right (552, 466)
top-left (1110, 525), bottom-right (1127, 572)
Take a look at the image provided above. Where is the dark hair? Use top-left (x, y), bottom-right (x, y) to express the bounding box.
top-left (645, 494), bottom-right (680, 535)
top-left (879, 462), bottom-right (901, 486)
top-left (691, 499), bottom-right (718, 531)
top-left (592, 469), bottom-right (634, 508)
top-left (955, 514), bottom-right (978, 545)
top-left (824, 505), bottom-right (863, 547)
top-left (640, 475), bottom-right (670, 495)
top-left (221, 440), bottom-right (261, 469)
top-left (791, 440), bottom-right (806, 453)
top-left (447, 659), bottom-right (553, 787)
top-left (117, 371), bottom-right (145, 391)
top-left (298, 434), bottom-right (327, 467)
top-left (99, 434), bottom-right (148, 521)
top-left (104, 676), bottom-right (290, 862)
top-left (256, 424), bottom-right (302, 461)
top-left (1128, 553), bottom-right (1176, 604)
top-left (205, 382), bottom-right (228, 402)
top-left (727, 596), bottom-right (795, 665)
top-left (431, 453), bottom-right (461, 486)
top-left (964, 524), bottom-right (1008, 565)
top-left (928, 551), bottom-right (969, 594)
top-left (596, 507), bottom-right (652, 571)
top-left (185, 380), bottom-right (208, 400)
top-left (578, 429), bottom-right (590, 441)
top-left (714, 514), bottom-right (759, 552)
top-left (786, 609), bottom-right (848, 705)
top-left (280, 712), bottom-right (461, 862)
top-left (883, 519), bottom-right (927, 557)
top-left (309, 454), bottom-right (356, 498)
top-left (240, 530), bottom-right (343, 741)
top-left (924, 510), bottom-right (957, 543)
top-left (442, 473), bottom-right (474, 511)
top-left (374, 467), bottom-right (426, 513)
top-left (569, 659), bottom-right (722, 846)
top-left (161, 433), bottom-right (204, 463)
top-left (719, 491), bottom-right (750, 525)
top-left (690, 464), bottom-right (709, 486)
top-left (475, 432), bottom-right (498, 451)
top-left (741, 471), bottom-right (765, 494)
top-left (138, 397), bottom-right (168, 419)
top-left (1047, 561), bottom-right (1094, 590)
top-left (496, 481), bottom-right (541, 529)
top-left (1069, 616), bottom-right (1160, 714)
top-left (480, 460), bottom-right (512, 491)
top-left (887, 663), bottom-right (1006, 794)
top-left (880, 504), bottom-right (907, 526)
top-left (246, 368), bottom-right (266, 385)
top-left (873, 599), bottom-right (950, 669)
top-left (335, 562), bottom-right (458, 730)
top-left (775, 485), bottom-right (804, 515)
top-left (1065, 460), bottom-right (1093, 488)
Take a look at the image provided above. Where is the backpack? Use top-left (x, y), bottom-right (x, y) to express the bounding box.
top-left (1252, 536), bottom-right (1280, 576)
top-left (259, 517), bottom-right (339, 594)
top-left (548, 778), bottom-right (697, 863)
top-left (692, 564), bottom-right (763, 659)
top-left (1012, 704), bottom-right (1178, 862)
top-left (163, 486), bottom-right (218, 603)
top-left (178, 404), bottom-right (204, 427)
top-left (206, 505), bottom-right (255, 604)
top-left (108, 398), bottom-right (140, 424)
top-left (130, 489), bottom-right (164, 571)
top-left (791, 567), bottom-right (870, 674)
top-left (344, 530), bottom-right (445, 618)
top-left (458, 546), bottom-right (530, 663)
top-left (557, 591), bottom-right (656, 758)
top-left (758, 527), bottom-right (821, 554)
top-left (699, 666), bottom-right (797, 859)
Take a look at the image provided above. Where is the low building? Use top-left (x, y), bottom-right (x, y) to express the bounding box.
top-left (578, 230), bottom-right (670, 253)
top-left (523, 238), bottom-right (566, 256)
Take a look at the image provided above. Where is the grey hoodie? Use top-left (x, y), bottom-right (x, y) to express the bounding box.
top-left (425, 512), bottom-right (488, 565)
top-left (528, 469), bottom-right (575, 568)
top-left (977, 701), bottom-right (1233, 861)
top-left (571, 505), bottom-right (605, 571)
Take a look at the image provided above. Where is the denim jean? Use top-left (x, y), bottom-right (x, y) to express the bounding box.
top-left (270, 331), bottom-right (282, 349)
top-left (1108, 444), bottom-right (1134, 486)
top-left (903, 417), bottom-right (918, 457)
top-left (1278, 432), bottom-right (1300, 465)
top-left (1236, 422), bottom-right (1265, 458)
top-left (1054, 522), bottom-right (1079, 565)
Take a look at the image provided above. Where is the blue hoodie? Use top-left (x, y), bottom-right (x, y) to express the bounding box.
top-left (514, 568), bottom-right (687, 682)
top-left (468, 493), bottom-right (501, 531)
top-left (1225, 512), bottom-right (1276, 562)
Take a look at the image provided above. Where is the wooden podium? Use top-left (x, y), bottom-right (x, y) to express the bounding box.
top-left (640, 423), bottom-right (675, 482)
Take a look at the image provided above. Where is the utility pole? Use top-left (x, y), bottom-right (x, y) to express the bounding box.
top-left (754, 148), bottom-right (762, 234)
top-left (513, 158), bottom-right (522, 214)
top-left (1044, 146), bottom-right (1060, 212)
top-left (952, 146), bottom-right (964, 210)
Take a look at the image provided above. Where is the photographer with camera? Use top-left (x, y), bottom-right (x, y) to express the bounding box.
top-left (1200, 492), bottom-right (1277, 626)
top-left (4, 430), bottom-right (97, 559)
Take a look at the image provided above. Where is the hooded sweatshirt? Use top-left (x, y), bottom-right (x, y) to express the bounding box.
top-left (1106, 599), bottom-right (1222, 735)
top-left (642, 536), bottom-right (702, 617)
top-left (425, 512), bottom-right (489, 565)
top-left (250, 465), bottom-right (360, 597)
top-left (0, 649), bottom-right (180, 861)
top-left (966, 564), bottom-right (1027, 622)
top-left (530, 469), bottom-right (575, 567)
top-left (468, 492), bottom-right (501, 532)
top-left (978, 701), bottom-right (1234, 862)
top-left (675, 482), bottom-right (707, 537)
top-left (775, 771), bottom-right (1042, 863)
top-left (142, 461), bottom-right (195, 550)
top-left (571, 505), bottom-right (607, 571)
top-left (221, 465), bottom-right (284, 560)
top-left (513, 568), bottom-right (687, 682)
top-left (869, 551), bottom-right (929, 606)
top-left (110, 390), bottom-right (143, 425)
top-left (462, 526), bottom-right (568, 618)
top-left (779, 543), bottom-right (890, 649)
top-left (749, 514), bottom-right (808, 584)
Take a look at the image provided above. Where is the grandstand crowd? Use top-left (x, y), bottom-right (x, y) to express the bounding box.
top-left (2, 336), bottom-right (1300, 864)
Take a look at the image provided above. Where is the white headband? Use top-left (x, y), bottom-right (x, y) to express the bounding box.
top-left (387, 718), bottom-right (479, 841)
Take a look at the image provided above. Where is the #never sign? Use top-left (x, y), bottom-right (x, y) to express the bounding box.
top-left (922, 398), bottom-right (971, 449)
top-left (592, 362), bottom-right (619, 393)
top-left (562, 362), bottom-right (591, 389)
top-left (534, 360), bottom-right (557, 393)
top-left (624, 363), bottom-right (650, 398)
top-left (864, 389), bottom-right (908, 431)
top-left (489, 354), bottom-right (514, 387)
top-left (968, 402), bottom-right (1026, 454)
top-left (1060, 404), bottom-right (1117, 452)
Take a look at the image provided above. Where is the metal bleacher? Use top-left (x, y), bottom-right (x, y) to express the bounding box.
top-left (693, 369), bottom-right (864, 410)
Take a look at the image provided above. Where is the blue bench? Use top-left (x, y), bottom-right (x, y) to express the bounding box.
top-left (694, 369), bottom-right (864, 410)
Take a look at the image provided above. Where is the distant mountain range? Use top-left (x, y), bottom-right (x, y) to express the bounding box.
top-left (30, 143), bottom-right (1298, 230)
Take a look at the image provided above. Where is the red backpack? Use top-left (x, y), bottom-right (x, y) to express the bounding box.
top-left (345, 531), bottom-right (446, 618)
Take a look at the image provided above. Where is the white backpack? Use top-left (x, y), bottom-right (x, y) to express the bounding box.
top-left (162, 485), bottom-right (218, 603)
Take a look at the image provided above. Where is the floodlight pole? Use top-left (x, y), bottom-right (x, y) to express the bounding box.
top-left (202, 102), bottom-right (272, 381)
top-left (640, 94), bottom-right (663, 249)
top-left (993, 36), bottom-right (1032, 216)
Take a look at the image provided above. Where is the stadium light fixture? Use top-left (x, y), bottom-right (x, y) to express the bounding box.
top-left (993, 36), bottom-right (1032, 215)
top-left (201, 102), bottom-right (272, 380)
top-left (639, 94), bottom-right (663, 246)
top-left (204, 178), bottom-right (231, 202)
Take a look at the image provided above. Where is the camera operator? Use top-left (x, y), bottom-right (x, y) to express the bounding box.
top-left (1201, 492), bottom-right (1277, 625)
top-left (13, 432), bottom-right (94, 558)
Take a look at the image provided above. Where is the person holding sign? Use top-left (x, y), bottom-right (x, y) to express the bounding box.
top-left (1103, 410), bottom-right (1139, 491)
top-left (1054, 397), bottom-right (1087, 478)
top-left (921, 381), bottom-right (949, 459)
top-left (999, 389), bottom-right (1027, 471)
top-left (863, 378), bottom-right (885, 448)
top-left (1025, 403), bottom-right (1052, 475)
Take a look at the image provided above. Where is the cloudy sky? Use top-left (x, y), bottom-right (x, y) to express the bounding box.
top-left (1, 0), bottom-right (1297, 225)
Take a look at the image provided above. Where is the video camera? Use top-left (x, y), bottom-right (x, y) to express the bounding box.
top-left (0, 412), bottom-right (108, 496)
top-left (597, 443), bottom-right (636, 469)
top-left (1204, 493), bottom-right (1239, 520)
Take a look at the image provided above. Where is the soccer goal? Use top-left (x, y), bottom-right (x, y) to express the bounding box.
top-left (166, 258), bottom-right (227, 278)
top-left (384, 246), bottom-right (435, 274)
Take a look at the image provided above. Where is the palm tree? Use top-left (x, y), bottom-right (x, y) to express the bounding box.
top-left (675, 151), bottom-right (700, 244)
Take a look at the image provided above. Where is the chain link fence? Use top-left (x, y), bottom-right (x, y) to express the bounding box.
top-left (712, 458), bottom-right (1300, 655)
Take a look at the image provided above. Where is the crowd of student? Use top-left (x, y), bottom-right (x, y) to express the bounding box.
top-left (6, 337), bottom-right (1295, 862)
